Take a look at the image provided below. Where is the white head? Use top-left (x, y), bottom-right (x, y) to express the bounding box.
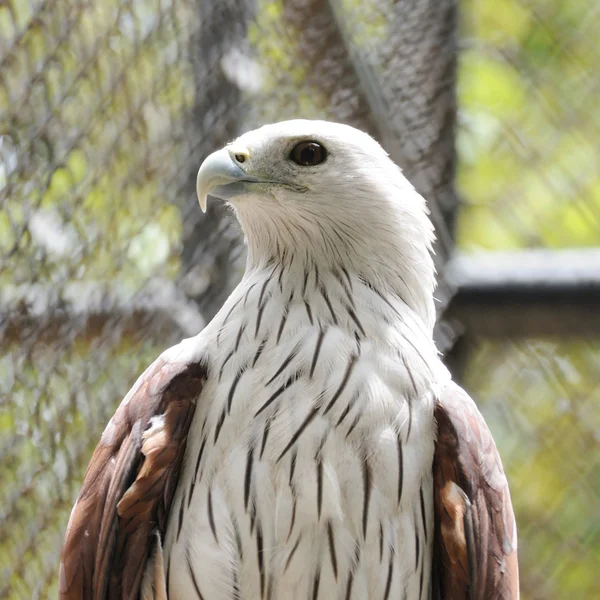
top-left (197, 119), bottom-right (437, 330)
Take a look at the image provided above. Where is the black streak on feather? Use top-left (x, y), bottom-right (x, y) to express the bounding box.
top-left (207, 488), bottom-right (218, 543)
top-left (233, 516), bottom-right (243, 560)
top-left (333, 268), bottom-right (354, 308)
top-left (347, 305), bottom-right (366, 337)
top-left (345, 409), bottom-right (363, 439)
top-left (287, 497), bottom-right (297, 542)
top-left (397, 435), bottom-right (404, 506)
top-left (336, 403), bottom-right (352, 428)
top-left (277, 406), bottom-right (320, 462)
top-left (250, 503), bottom-right (256, 535)
top-left (276, 291), bottom-right (294, 343)
top-left (341, 266), bottom-right (353, 290)
top-left (345, 572), bottom-right (354, 600)
top-left (218, 350), bottom-right (234, 382)
top-left (257, 524), bottom-right (265, 599)
top-left (312, 567), bottom-right (321, 600)
top-left (252, 337), bottom-right (268, 367)
top-left (284, 535), bottom-right (301, 572)
top-left (216, 296), bottom-right (242, 346)
top-left (177, 496), bottom-right (185, 541)
top-left (194, 436), bottom-right (207, 480)
top-left (255, 374), bottom-right (297, 417)
top-left (258, 268), bottom-right (274, 307)
top-left (221, 295), bottom-right (243, 328)
top-left (278, 261), bottom-right (286, 291)
top-left (244, 447), bottom-right (254, 511)
top-left (188, 481), bottom-right (195, 508)
top-left (327, 521), bottom-right (338, 580)
top-left (255, 302), bottom-right (267, 339)
top-left (266, 346), bottom-right (299, 386)
top-left (166, 554), bottom-right (172, 597)
top-left (320, 285), bottom-right (338, 325)
top-left (336, 389), bottom-right (360, 428)
top-left (232, 566), bottom-right (240, 600)
top-left (317, 430), bottom-right (328, 456)
top-left (227, 369), bottom-right (244, 413)
top-left (289, 449), bottom-right (297, 486)
top-left (366, 281), bottom-right (402, 319)
top-left (260, 415), bottom-right (273, 459)
top-left (379, 522), bottom-right (384, 562)
top-left (362, 458), bottom-right (372, 538)
top-left (254, 272), bottom-right (273, 338)
top-left (316, 457), bottom-right (323, 519)
top-left (419, 486), bottom-right (428, 540)
top-left (398, 352), bottom-right (419, 396)
top-left (304, 300), bottom-right (314, 326)
top-left (234, 322), bottom-right (247, 352)
top-left (310, 327), bottom-right (326, 379)
top-left (383, 554), bottom-right (394, 600)
top-left (353, 543), bottom-right (362, 567)
top-left (415, 532), bottom-right (420, 570)
top-left (324, 355), bottom-right (357, 414)
top-left (189, 437), bottom-right (207, 506)
top-left (214, 408), bottom-right (226, 444)
top-left (243, 281), bottom-right (258, 306)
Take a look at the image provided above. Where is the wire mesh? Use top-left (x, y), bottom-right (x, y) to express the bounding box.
top-left (457, 0), bottom-right (600, 250)
top-left (1, 1), bottom-right (201, 596)
top-left (1, 0), bottom-right (598, 598)
top-left (463, 338), bottom-right (600, 600)
top-left (457, 2), bottom-right (600, 597)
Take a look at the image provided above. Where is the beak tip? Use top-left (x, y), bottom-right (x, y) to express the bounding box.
top-left (196, 168), bottom-right (208, 213)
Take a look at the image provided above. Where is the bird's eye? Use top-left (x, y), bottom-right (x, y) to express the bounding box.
top-left (290, 141), bottom-right (327, 166)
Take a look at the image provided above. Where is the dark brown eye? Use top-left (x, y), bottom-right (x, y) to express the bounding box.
top-left (290, 141), bottom-right (327, 166)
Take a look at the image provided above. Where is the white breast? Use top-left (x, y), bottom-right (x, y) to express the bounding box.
top-left (162, 265), bottom-right (447, 600)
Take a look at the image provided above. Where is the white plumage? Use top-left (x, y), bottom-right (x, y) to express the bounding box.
top-left (60, 120), bottom-right (519, 600)
top-left (159, 121), bottom-right (449, 599)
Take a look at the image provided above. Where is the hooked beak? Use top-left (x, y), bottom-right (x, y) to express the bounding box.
top-left (196, 147), bottom-right (261, 213)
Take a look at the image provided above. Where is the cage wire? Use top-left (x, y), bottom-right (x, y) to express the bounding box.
top-left (1, 0), bottom-right (599, 598)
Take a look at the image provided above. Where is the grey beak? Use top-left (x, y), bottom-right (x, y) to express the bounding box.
top-left (196, 147), bottom-right (258, 212)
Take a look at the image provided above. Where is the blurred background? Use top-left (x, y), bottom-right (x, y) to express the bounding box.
top-left (1, 0), bottom-right (599, 598)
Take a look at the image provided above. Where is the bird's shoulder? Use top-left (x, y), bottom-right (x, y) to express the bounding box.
top-left (59, 341), bottom-right (208, 600)
top-left (432, 380), bottom-right (519, 600)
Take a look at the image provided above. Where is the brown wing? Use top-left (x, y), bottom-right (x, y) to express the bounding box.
top-left (59, 354), bottom-right (207, 600)
top-left (432, 381), bottom-right (519, 600)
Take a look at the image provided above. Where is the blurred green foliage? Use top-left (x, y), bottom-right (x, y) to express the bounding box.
top-left (1, 0), bottom-right (195, 596)
top-left (464, 340), bottom-right (600, 599)
top-left (457, 2), bottom-right (600, 598)
top-left (457, 0), bottom-right (600, 250)
top-left (0, 336), bottom-right (164, 597)
top-left (0, 0), bottom-right (192, 290)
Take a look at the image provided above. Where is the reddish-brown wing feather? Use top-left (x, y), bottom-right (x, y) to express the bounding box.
top-left (432, 381), bottom-right (519, 600)
top-left (59, 356), bottom-right (207, 600)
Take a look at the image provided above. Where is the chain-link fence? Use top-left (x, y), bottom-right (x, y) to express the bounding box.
top-left (455, 3), bottom-right (600, 598)
top-left (1, 0), bottom-right (598, 598)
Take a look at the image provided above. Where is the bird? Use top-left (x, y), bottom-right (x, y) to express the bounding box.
top-left (59, 119), bottom-right (519, 600)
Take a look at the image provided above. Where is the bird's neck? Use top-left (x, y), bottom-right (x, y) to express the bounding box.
top-left (229, 258), bottom-right (438, 358)
top-left (242, 239), bottom-right (437, 336)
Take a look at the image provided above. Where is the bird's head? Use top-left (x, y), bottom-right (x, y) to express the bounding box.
top-left (197, 120), bottom-right (437, 329)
